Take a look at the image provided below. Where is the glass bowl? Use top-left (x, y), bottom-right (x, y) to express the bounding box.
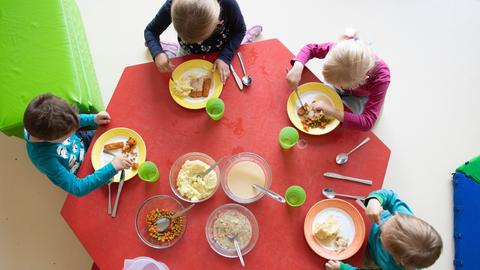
top-left (205, 203), bottom-right (259, 258)
top-left (169, 152), bottom-right (221, 203)
top-left (135, 195), bottom-right (187, 249)
top-left (220, 152), bottom-right (272, 204)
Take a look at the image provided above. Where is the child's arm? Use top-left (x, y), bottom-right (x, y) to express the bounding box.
top-left (79, 114), bottom-right (96, 128)
top-left (144, 0), bottom-right (173, 59)
top-left (366, 189), bottom-right (414, 216)
top-left (339, 262), bottom-right (359, 270)
top-left (325, 260), bottom-right (359, 270)
top-left (44, 159), bottom-right (117, 197)
top-left (217, 0), bottom-right (246, 65)
top-left (341, 80), bottom-right (389, 131)
top-left (292, 42), bottom-right (335, 66)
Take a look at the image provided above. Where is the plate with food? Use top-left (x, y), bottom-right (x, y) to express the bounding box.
top-left (304, 199), bottom-right (365, 260)
top-left (169, 59), bottom-right (223, 109)
top-left (91, 127), bottom-right (147, 182)
top-left (287, 82), bottom-right (343, 135)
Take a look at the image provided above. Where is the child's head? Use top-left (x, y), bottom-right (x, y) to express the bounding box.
top-left (171, 0), bottom-right (221, 44)
top-left (24, 94), bottom-right (79, 141)
top-left (322, 39), bottom-right (375, 90)
top-left (381, 214), bottom-right (443, 269)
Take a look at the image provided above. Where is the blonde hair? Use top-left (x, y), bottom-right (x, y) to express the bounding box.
top-left (381, 214), bottom-right (443, 268)
top-left (322, 39), bottom-right (375, 90)
top-left (171, 0), bottom-right (221, 44)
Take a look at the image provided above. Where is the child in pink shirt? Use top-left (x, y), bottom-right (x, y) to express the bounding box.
top-left (286, 33), bottom-right (390, 131)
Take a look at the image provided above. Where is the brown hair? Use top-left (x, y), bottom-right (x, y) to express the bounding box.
top-left (171, 0), bottom-right (220, 43)
top-left (23, 94), bottom-right (79, 140)
top-left (381, 214), bottom-right (443, 268)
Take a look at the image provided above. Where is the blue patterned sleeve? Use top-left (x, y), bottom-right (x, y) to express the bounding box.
top-left (79, 114), bottom-right (96, 128)
top-left (44, 159), bottom-right (117, 197)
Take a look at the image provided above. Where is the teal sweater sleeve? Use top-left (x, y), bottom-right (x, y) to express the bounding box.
top-left (79, 114), bottom-right (96, 128)
top-left (44, 159), bottom-right (117, 197)
top-left (339, 262), bottom-right (359, 270)
top-left (367, 189), bottom-right (414, 215)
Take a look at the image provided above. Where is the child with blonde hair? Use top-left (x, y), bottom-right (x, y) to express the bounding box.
top-left (325, 189), bottom-right (443, 270)
top-left (286, 30), bottom-right (390, 131)
top-left (144, 0), bottom-right (262, 83)
top-left (23, 94), bottom-right (133, 197)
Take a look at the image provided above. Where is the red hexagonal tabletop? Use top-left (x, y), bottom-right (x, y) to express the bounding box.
top-left (62, 39), bottom-right (390, 270)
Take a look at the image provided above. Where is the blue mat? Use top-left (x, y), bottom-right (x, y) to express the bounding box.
top-left (453, 172), bottom-right (480, 269)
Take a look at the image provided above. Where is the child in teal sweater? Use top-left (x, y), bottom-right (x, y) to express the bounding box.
top-left (325, 189), bottom-right (443, 270)
top-left (23, 94), bottom-right (133, 197)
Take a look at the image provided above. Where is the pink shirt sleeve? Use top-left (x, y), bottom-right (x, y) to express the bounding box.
top-left (342, 80), bottom-right (389, 131)
top-left (292, 43), bottom-right (335, 65)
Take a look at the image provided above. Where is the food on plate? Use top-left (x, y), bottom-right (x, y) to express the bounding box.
top-left (103, 141), bottom-right (124, 151)
top-left (189, 75), bottom-right (211, 98)
top-left (334, 235), bottom-right (349, 253)
top-left (132, 162), bottom-right (139, 170)
top-left (227, 161), bottom-right (265, 199)
top-left (202, 78), bottom-right (212, 97)
top-left (172, 73), bottom-right (212, 98)
top-left (146, 208), bottom-right (184, 243)
top-left (213, 210), bottom-right (252, 250)
top-left (176, 160), bottom-right (217, 201)
top-left (103, 137), bottom-right (139, 170)
top-left (171, 77), bottom-right (193, 98)
top-left (297, 100), bottom-right (333, 131)
top-left (122, 137), bottom-right (137, 153)
top-left (313, 215), bottom-right (340, 241)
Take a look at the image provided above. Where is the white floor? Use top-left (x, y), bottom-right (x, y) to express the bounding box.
top-left (2, 0), bottom-right (480, 269)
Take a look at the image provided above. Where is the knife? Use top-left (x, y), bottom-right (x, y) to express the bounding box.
top-left (111, 169), bottom-right (125, 217)
top-left (323, 172), bottom-right (373, 185)
top-left (229, 64), bottom-right (244, 91)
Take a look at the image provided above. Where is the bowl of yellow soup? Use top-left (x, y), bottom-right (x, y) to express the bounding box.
top-left (220, 152), bottom-right (272, 204)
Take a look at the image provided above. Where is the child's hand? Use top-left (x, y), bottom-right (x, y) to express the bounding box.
top-left (213, 59), bottom-right (230, 83)
top-left (366, 198), bottom-right (383, 224)
top-left (94, 111), bottom-right (111, 125)
top-left (155, 53), bottom-right (175, 72)
top-left (325, 260), bottom-right (341, 270)
top-left (286, 61), bottom-right (304, 90)
top-left (313, 100), bottom-right (335, 116)
top-left (111, 155), bottom-right (133, 171)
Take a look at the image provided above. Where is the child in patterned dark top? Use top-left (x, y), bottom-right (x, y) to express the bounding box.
top-left (145, 0), bottom-right (261, 83)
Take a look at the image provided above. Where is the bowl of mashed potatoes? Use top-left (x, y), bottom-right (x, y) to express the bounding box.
top-left (169, 152), bottom-right (221, 203)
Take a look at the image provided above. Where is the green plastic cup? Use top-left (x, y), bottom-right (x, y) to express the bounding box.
top-left (279, 126), bottom-right (299, 149)
top-left (137, 161), bottom-right (159, 183)
top-left (285, 185), bottom-right (306, 207)
top-left (206, 98), bottom-right (225, 121)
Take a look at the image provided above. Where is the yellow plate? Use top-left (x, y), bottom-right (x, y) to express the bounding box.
top-left (91, 128), bottom-right (147, 182)
top-left (169, 59), bottom-right (223, 109)
top-left (287, 82), bottom-right (344, 135)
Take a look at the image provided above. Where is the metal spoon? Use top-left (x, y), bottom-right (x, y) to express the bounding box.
top-left (322, 188), bottom-right (364, 200)
top-left (196, 156), bottom-right (225, 180)
top-left (252, 184), bottom-right (286, 203)
top-left (227, 233), bottom-right (245, 267)
top-left (237, 52), bottom-right (252, 87)
top-left (335, 137), bottom-right (371, 165)
top-left (156, 204), bottom-right (195, 232)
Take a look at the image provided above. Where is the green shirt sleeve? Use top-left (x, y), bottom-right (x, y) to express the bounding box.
top-left (79, 114), bottom-right (96, 128)
top-left (366, 189), bottom-right (414, 215)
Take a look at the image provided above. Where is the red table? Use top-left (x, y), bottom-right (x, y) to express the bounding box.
top-left (62, 39), bottom-right (390, 270)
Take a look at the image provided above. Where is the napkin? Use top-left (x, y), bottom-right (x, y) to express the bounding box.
top-left (123, 257), bottom-right (169, 270)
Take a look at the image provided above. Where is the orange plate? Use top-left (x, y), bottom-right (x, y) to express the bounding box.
top-left (304, 199), bottom-right (365, 260)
